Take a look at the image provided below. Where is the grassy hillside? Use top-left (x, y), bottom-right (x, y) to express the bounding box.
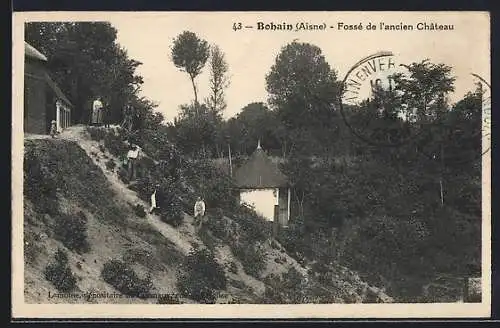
top-left (23, 126), bottom-right (393, 304)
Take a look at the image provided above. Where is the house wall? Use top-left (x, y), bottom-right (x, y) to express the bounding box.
top-left (239, 188), bottom-right (277, 221)
top-left (24, 60), bottom-right (48, 134)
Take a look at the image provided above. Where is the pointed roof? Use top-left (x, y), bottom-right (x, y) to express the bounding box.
top-left (234, 141), bottom-right (288, 189)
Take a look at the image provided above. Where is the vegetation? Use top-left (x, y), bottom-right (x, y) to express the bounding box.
top-left (101, 259), bottom-right (153, 299)
top-left (26, 24), bottom-right (482, 303)
top-left (176, 247), bottom-right (227, 303)
top-left (54, 211), bottom-right (91, 254)
top-left (44, 249), bottom-right (77, 292)
top-left (105, 159), bottom-right (116, 172)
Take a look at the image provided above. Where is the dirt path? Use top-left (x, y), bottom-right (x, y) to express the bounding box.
top-left (58, 125), bottom-right (196, 255)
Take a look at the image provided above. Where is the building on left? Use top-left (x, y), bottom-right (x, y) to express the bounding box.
top-left (24, 41), bottom-right (73, 135)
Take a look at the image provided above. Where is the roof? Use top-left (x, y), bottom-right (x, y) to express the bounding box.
top-left (25, 42), bottom-right (48, 62)
top-left (233, 141), bottom-right (288, 189)
top-left (43, 72), bottom-right (73, 107)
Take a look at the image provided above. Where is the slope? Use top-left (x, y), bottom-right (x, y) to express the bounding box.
top-left (23, 125), bottom-right (393, 304)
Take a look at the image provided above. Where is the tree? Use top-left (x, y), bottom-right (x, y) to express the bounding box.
top-left (224, 102), bottom-right (283, 156)
top-left (392, 60), bottom-right (456, 123)
top-left (171, 31), bottom-right (210, 105)
top-left (25, 22), bottom-right (144, 125)
top-left (205, 44), bottom-right (230, 115)
top-left (173, 103), bottom-right (222, 158)
top-left (265, 41), bottom-right (341, 132)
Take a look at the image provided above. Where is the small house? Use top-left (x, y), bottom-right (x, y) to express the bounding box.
top-left (24, 41), bottom-right (73, 134)
top-left (233, 141), bottom-right (291, 227)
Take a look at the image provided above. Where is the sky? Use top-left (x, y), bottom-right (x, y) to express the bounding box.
top-left (99, 12), bottom-right (487, 122)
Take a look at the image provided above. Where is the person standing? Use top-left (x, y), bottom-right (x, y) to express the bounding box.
top-left (194, 196), bottom-right (206, 229)
top-left (126, 144), bottom-right (140, 181)
top-left (149, 184), bottom-right (161, 214)
top-left (92, 97), bottom-right (103, 126)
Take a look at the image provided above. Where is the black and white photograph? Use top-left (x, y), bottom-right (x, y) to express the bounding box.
top-left (12, 11), bottom-right (491, 318)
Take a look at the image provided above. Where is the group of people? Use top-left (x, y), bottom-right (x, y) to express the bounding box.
top-left (148, 189), bottom-right (207, 229)
top-left (88, 96), bottom-right (209, 230)
top-left (90, 97), bottom-right (110, 128)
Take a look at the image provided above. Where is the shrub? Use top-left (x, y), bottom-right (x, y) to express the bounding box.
top-left (232, 205), bottom-right (272, 242)
top-left (86, 127), bottom-right (107, 141)
top-left (159, 199), bottom-right (184, 227)
top-left (263, 267), bottom-right (307, 304)
top-left (101, 259), bottom-right (153, 299)
top-left (342, 215), bottom-right (430, 297)
top-left (44, 248), bottom-right (77, 292)
top-left (23, 146), bottom-right (59, 215)
top-left (104, 131), bottom-right (128, 157)
top-left (54, 211), bottom-right (90, 254)
top-left (133, 204), bottom-right (147, 218)
top-left (105, 159), bottom-right (116, 172)
top-left (206, 209), bottom-right (231, 242)
top-left (231, 242), bottom-right (266, 278)
top-left (177, 247), bottom-right (227, 303)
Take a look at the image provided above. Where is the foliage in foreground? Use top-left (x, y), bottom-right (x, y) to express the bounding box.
top-left (44, 248), bottom-right (77, 293)
top-left (101, 259), bottom-right (153, 299)
top-left (176, 247), bottom-right (227, 303)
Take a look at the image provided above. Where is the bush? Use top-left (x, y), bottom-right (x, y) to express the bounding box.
top-left (44, 248), bottom-right (77, 292)
top-left (87, 127), bottom-right (107, 141)
top-left (232, 205), bottom-right (272, 242)
top-left (159, 199), bottom-right (184, 227)
top-left (54, 211), bottom-right (90, 254)
top-left (101, 259), bottom-right (153, 299)
top-left (104, 131), bottom-right (128, 157)
top-left (263, 267), bottom-right (307, 304)
top-left (24, 146), bottom-right (59, 215)
top-left (231, 242), bottom-right (266, 278)
top-left (133, 204), bottom-right (147, 218)
top-left (105, 159), bottom-right (116, 172)
top-left (177, 247), bottom-right (227, 303)
top-left (206, 209), bottom-right (231, 242)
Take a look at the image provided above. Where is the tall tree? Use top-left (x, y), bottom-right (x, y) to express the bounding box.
top-left (265, 41), bottom-right (342, 157)
top-left (171, 31), bottom-right (210, 105)
top-left (266, 41), bottom-right (341, 130)
top-left (205, 44), bottom-right (230, 115)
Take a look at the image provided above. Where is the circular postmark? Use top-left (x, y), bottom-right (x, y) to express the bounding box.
top-left (339, 51), bottom-right (422, 148)
top-left (339, 52), bottom-right (490, 167)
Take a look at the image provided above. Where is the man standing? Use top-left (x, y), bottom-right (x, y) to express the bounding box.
top-left (127, 144), bottom-right (140, 181)
top-left (194, 196), bottom-right (206, 229)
